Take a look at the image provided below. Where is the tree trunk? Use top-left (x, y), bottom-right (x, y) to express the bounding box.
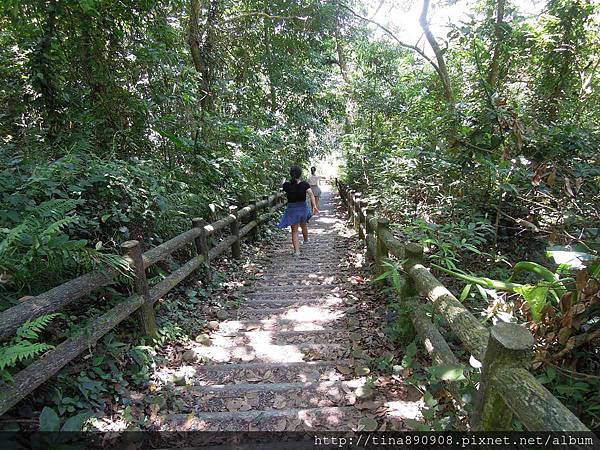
top-left (419, 0), bottom-right (454, 104)
top-left (263, 2), bottom-right (277, 113)
top-left (488, 0), bottom-right (506, 88)
top-left (334, 26), bottom-right (350, 83)
top-left (187, 0), bottom-right (219, 113)
top-left (419, 0), bottom-right (457, 147)
top-left (35, 0), bottom-right (59, 141)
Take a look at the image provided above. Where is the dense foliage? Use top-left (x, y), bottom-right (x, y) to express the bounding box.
top-left (0, 0), bottom-right (598, 433)
top-left (0, 0), bottom-right (344, 305)
top-left (338, 0), bottom-right (599, 429)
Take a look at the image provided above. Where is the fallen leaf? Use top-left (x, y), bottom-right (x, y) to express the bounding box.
top-left (357, 417), bottom-right (378, 432)
top-left (336, 365), bottom-right (352, 375)
top-left (355, 367), bottom-right (370, 376)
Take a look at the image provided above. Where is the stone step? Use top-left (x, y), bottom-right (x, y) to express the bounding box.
top-left (251, 280), bottom-right (342, 288)
top-left (175, 379), bottom-right (365, 413)
top-left (191, 342), bottom-right (348, 364)
top-left (223, 304), bottom-right (345, 321)
top-left (254, 272), bottom-right (347, 281)
top-left (242, 284), bottom-right (343, 294)
top-left (217, 318), bottom-right (344, 333)
top-left (158, 440), bottom-right (317, 450)
top-left (192, 360), bottom-right (352, 385)
top-left (241, 296), bottom-right (345, 308)
top-left (156, 406), bottom-right (363, 431)
top-left (208, 329), bottom-right (348, 346)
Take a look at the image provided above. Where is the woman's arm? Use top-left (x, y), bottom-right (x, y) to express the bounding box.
top-left (307, 188), bottom-right (319, 214)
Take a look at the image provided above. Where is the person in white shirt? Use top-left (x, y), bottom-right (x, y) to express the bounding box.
top-left (308, 167), bottom-right (324, 209)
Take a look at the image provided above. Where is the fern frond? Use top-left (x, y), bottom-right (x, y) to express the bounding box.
top-left (16, 313), bottom-right (60, 341)
top-left (0, 221), bottom-right (31, 255)
top-left (41, 216), bottom-right (79, 237)
top-left (35, 199), bottom-right (81, 220)
top-left (0, 342), bottom-right (54, 370)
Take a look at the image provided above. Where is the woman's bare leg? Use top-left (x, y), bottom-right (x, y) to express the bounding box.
top-left (300, 222), bottom-right (309, 242)
top-left (315, 196), bottom-right (320, 209)
top-left (291, 224), bottom-right (300, 252)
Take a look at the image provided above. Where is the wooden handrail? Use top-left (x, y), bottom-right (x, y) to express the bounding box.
top-left (336, 179), bottom-right (590, 432)
top-left (0, 190), bottom-right (285, 416)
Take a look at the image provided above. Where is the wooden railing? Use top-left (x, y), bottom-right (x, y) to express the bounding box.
top-left (0, 192), bottom-right (286, 415)
top-left (336, 180), bottom-right (589, 432)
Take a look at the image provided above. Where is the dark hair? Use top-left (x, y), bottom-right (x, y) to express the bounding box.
top-left (290, 165), bottom-right (302, 183)
top-left (310, 166), bottom-right (316, 175)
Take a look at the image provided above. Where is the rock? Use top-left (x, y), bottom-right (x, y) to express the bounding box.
top-left (172, 372), bottom-right (187, 386)
top-left (355, 385), bottom-right (374, 401)
top-left (195, 333), bottom-right (211, 346)
top-left (182, 350), bottom-right (198, 363)
top-left (392, 365), bottom-right (403, 374)
top-left (216, 310), bottom-right (228, 320)
top-left (172, 367), bottom-right (196, 386)
top-left (207, 321), bottom-right (220, 331)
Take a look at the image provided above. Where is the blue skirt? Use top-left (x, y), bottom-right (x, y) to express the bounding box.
top-left (278, 201), bottom-right (312, 228)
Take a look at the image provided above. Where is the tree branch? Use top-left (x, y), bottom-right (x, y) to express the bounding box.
top-left (337, 1), bottom-right (439, 73)
top-left (225, 11), bottom-right (308, 23)
top-left (419, 0), bottom-right (454, 103)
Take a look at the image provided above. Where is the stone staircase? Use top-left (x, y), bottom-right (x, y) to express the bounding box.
top-left (154, 185), bottom-right (414, 434)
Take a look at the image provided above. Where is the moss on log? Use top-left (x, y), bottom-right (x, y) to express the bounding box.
top-left (142, 228), bottom-right (200, 269)
top-left (379, 228), bottom-right (405, 260)
top-left (0, 268), bottom-right (119, 342)
top-left (494, 367), bottom-right (589, 431)
top-left (408, 263), bottom-right (489, 360)
top-left (204, 214), bottom-right (236, 236)
top-left (239, 220), bottom-right (258, 238)
top-left (0, 294), bottom-right (144, 416)
top-left (149, 255), bottom-right (204, 303)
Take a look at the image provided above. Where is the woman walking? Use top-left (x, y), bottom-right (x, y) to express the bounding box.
top-left (308, 166), bottom-right (324, 209)
top-left (278, 166), bottom-right (319, 256)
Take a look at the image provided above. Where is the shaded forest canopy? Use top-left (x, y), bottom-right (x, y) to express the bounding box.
top-left (0, 0), bottom-right (599, 432)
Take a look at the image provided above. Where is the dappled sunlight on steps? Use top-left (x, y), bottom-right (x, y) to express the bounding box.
top-left (153, 187), bottom-right (421, 432)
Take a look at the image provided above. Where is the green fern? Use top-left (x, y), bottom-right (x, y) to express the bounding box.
top-left (0, 199), bottom-right (128, 294)
top-left (0, 342), bottom-right (54, 371)
top-left (0, 313), bottom-right (58, 381)
top-left (16, 313), bottom-right (60, 341)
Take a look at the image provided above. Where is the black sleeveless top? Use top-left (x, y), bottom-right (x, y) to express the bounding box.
top-left (282, 181), bottom-right (310, 203)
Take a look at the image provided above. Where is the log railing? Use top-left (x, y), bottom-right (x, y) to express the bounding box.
top-left (0, 192), bottom-right (286, 416)
top-left (336, 180), bottom-right (589, 432)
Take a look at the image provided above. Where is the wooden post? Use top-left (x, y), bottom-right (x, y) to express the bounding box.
top-left (402, 243), bottom-right (424, 298)
top-left (249, 200), bottom-right (258, 241)
top-left (347, 190), bottom-right (355, 220)
top-left (121, 240), bottom-right (158, 340)
top-left (365, 207), bottom-right (376, 260)
top-left (357, 199), bottom-right (366, 240)
top-left (365, 207), bottom-right (376, 235)
top-left (473, 322), bottom-right (534, 430)
top-left (229, 205), bottom-right (241, 259)
top-left (353, 193), bottom-right (361, 232)
top-left (375, 218), bottom-right (390, 277)
top-left (192, 218), bottom-right (210, 281)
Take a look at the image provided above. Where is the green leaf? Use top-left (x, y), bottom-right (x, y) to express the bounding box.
top-left (39, 407), bottom-right (60, 432)
top-left (514, 284), bottom-right (549, 322)
top-left (424, 391), bottom-right (438, 407)
top-left (405, 342), bottom-right (417, 358)
top-left (475, 284), bottom-right (488, 302)
top-left (427, 364), bottom-right (466, 381)
top-left (459, 284), bottom-right (472, 302)
top-left (61, 413), bottom-right (91, 432)
top-left (405, 418), bottom-right (430, 431)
